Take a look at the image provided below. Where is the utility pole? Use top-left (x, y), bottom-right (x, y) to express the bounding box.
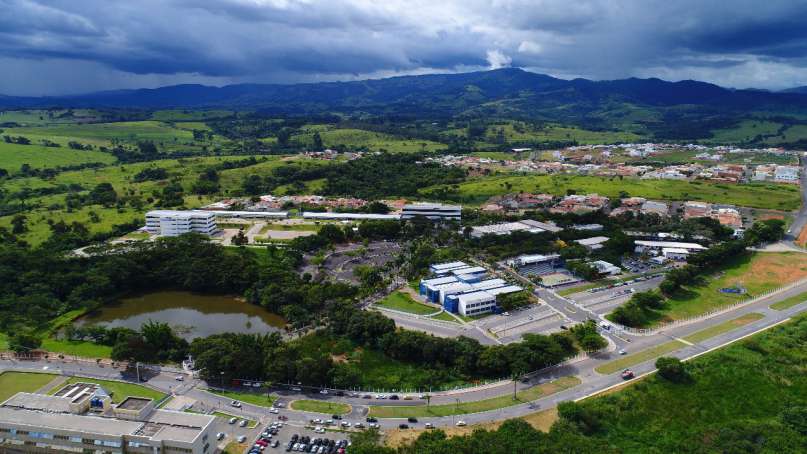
top-left (136, 362), bottom-right (141, 383)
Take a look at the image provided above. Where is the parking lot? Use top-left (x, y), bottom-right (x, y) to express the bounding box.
top-left (566, 275), bottom-right (664, 315)
top-left (475, 303), bottom-right (570, 343)
top-left (303, 241), bottom-right (401, 284)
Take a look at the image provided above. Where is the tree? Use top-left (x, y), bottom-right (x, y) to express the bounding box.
top-left (89, 183), bottom-right (118, 206)
top-left (232, 229), bottom-right (248, 246)
top-left (570, 320), bottom-right (607, 353)
top-left (8, 330), bottom-right (41, 354)
top-left (277, 128), bottom-right (292, 147)
top-left (10, 214), bottom-right (27, 234)
top-left (656, 356), bottom-right (691, 383)
top-left (312, 132), bottom-right (324, 151)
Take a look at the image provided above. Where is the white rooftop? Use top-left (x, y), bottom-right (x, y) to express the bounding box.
top-left (635, 240), bottom-right (706, 250)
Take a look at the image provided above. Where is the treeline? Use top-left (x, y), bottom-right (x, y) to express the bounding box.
top-left (611, 220), bottom-right (785, 327)
top-left (0, 234), bottom-right (258, 333)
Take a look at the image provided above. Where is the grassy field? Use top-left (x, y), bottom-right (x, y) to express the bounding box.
top-left (427, 311), bottom-right (460, 323)
top-left (207, 388), bottom-right (276, 408)
top-left (595, 340), bottom-right (686, 375)
top-left (580, 314), bottom-right (807, 452)
top-left (41, 338), bottom-right (114, 358)
top-left (663, 252), bottom-right (807, 322)
top-left (770, 290), bottom-right (807, 310)
top-left (682, 312), bottom-right (765, 344)
top-left (422, 174), bottom-right (802, 210)
top-left (367, 376), bottom-right (580, 418)
top-left (707, 120), bottom-right (783, 144)
top-left (0, 155), bottom-right (307, 245)
top-left (0, 371), bottom-right (57, 401)
top-left (375, 291), bottom-right (438, 315)
top-left (0, 109), bottom-right (104, 126)
top-left (470, 122), bottom-right (643, 146)
top-left (294, 125), bottom-right (446, 153)
top-left (56, 377), bottom-right (166, 403)
top-left (0, 141), bottom-right (116, 170)
top-left (290, 400), bottom-right (351, 415)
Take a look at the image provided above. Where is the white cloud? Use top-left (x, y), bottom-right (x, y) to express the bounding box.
top-left (486, 49), bottom-right (512, 69)
top-left (517, 40), bottom-right (543, 55)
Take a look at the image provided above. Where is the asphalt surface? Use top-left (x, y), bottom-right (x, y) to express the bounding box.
top-left (4, 279), bottom-right (806, 438)
top-left (784, 157), bottom-right (807, 247)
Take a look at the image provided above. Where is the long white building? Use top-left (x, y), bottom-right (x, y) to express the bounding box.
top-left (401, 203), bottom-right (462, 221)
top-left (145, 210), bottom-right (218, 236)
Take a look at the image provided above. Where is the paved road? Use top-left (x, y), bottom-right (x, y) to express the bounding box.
top-left (4, 281), bottom-right (805, 434)
top-left (784, 155), bottom-right (807, 247)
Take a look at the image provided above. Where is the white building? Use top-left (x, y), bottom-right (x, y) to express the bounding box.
top-left (401, 203), bottom-right (462, 221)
top-left (634, 240), bottom-right (707, 255)
top-left (591, 260), bottom-right (621, 275)
top-left (456, 291), bottom-right (497, 317)
top-left (575, 236), bottom-right (609, 251)
top-left (0, 386), bottom-right (215, 454)
top-left (774, 165), bottom-right (800, 183)
top-left (145, 210), bottom-right (218, 236)
top-left (662, 247), bottom-right (691, 261)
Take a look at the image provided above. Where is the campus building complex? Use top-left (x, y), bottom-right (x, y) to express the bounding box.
top-left (145, 210), bottom-right (218, 237)
top-left (420, 262), bottom-right (522, 316)
top-left (0, 382), bottom-right (215, 454)
top-left (401, 203), bottom-right (462, 221)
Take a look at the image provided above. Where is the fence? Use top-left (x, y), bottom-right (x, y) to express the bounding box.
top-left (613, 277), bottom-right (807, 336)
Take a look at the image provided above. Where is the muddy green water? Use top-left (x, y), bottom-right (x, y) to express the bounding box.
top-left (78, 291), bottom-right (286, 340)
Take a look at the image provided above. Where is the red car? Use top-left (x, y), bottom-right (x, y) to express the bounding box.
top-left (621, 369), bottom-right (635, 380)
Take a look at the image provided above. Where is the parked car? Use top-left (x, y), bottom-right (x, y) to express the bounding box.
top-left (239, 420), bottom-right (248, 427)
top-left (389, 394), bottom-right (399, 400)
top-left (366, 417), bottom-right (378, 423)
top-left (456, 420), bottom-right (467, 427)
top-left (398, 424), bottom-right (409, 429)
top-left (425, 423), bottom-right (434, 429)
top-left (237, 436), bottom-right (247, 443)
top-left (407, 417), bottom-right (418, 423)
top-left (175, 375), bottom-right (184, 381)
top-left (332, 414), bottom-right (342, 420)
top-left (216, 432), bottom-right (225, 440)
top-left (228, 417), bottom-right (237, 424)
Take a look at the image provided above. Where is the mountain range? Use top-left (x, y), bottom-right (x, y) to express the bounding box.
top-left (2, 68), bottom-right (807, 123)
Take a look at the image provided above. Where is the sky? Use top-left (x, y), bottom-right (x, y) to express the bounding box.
top-left (1, 0), bottom-right (807, 96)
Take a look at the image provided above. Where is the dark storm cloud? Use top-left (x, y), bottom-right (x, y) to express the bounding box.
top-left (1, 0), bottom-right (806, 95)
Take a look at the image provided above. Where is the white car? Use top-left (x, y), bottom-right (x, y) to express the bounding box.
top-left (269, 408), bottom-right (279, 414)
top-left (319, 389), bottom-right (329, 395)
top-left (231, 400), bottom-right (242, 408)
top-left (274, 402), bottom-right (285, 408)
top-left (228, 417), bottom-right (237, 424)
top-left (239, 420), bottom-right (247, 428)
top-left (237, 436), bottom-right (247, 443)
top-left (340, 421), bottom-right (350, 428)
top-left (619, 349), bottom-right (627, 355)
top-left (216, 432), bottom-right (225, 440)
top-left (456, 420), bottom-right (467, 427)
top-left (314, 427), bottom-right (325, 434)
top-left (175, 375), bottom-right (184, 381)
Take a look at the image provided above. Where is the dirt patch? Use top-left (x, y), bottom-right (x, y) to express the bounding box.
top-left (797, 225), bottom-right (807, 247)
top-left (330, 354), bottom-right (349, 364)
top-left (744, 253), bottom-right (807, 283)
top-left (758, 213), bottom-right (785, 221)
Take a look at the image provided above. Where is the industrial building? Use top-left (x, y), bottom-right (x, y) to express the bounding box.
top-left (145, 210), bottom-right (218, 237)
top-left (0, 383), bottom-right (215, 454)
top-left (428, 261), bottom-right (469, 275)
top-left (575, 236), bottom-right (609, 251)
top-left (506, 253), bottom-right (562, 275)
top-left (591, 260), bottom-right (621, 276)
top-left (401, 203), bottom-right (462, 221)
top-left (469, 219), bottom-right (563, 238)
top-left (301, 212), bottom-right (401, 221)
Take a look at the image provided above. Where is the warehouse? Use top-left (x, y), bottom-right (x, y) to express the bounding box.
top-left (575, 236), bottom-right (609, 251)
top-left (506, 253), bottom-right (562, 275)
top-left (456, 291), bottom-right (497, 317)
top-left (145, 210), bottom-right (218, 236)
top-left (634, 240), bottom-right (707, 255)
top-left (198, 209), bottom-right (289, 219)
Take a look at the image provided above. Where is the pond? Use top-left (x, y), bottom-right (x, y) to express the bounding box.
top-left (77, 291), bottom-right (286, 340)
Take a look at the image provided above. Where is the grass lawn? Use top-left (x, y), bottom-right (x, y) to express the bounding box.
top-left (290, 400), bottom-right (351, 415)
top-left (212, 411), bottom-right (258, 428)
top-left (294, 126), bottom-right (446, 153)
top-left (367, 376), bottom-right (580, 418)
top-left (557, 281), bottom-right (609, 297)
top-left (56, 377), bottom-right (165, 403)
top-left (422, 174), bottom-right (802, 210)
top-left (207, 388), bottom-right (276, 408)
top-left (595, 340), bottom-right (686, 375)
top-left (427, 311), bottom-right (460, 323)
top-left (770, 291), bottom-right (807, 311)
top-left (682, 313), bottom-right (765, 344)
top-left (0, 371), bottom-right (58, 401)
top-left (260, 223), bottom-right (321, 234)
top-left (41, 338), bottom-right (113, 358)
top-left (375, 291), bottom-right (438, 315)
top-left (662, 252), bottom-right (807, 323)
